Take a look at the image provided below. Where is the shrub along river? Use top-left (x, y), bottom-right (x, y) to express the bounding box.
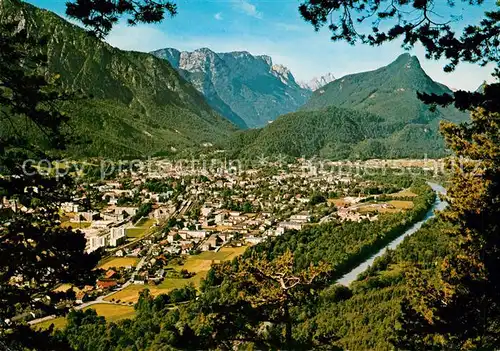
top-left (337, 182), bottom-right (447, 286)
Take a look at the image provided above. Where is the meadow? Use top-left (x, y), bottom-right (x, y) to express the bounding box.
top-left (104, 246), bottom-right (248, 303)
top-left (61, 221), bottom-right (91, 229)
top-left (125, 218), bottom-right (156, 238)
top-left (99, 256), bottom-right (139, 270)
top-left (33, 304), bottom-right (135, 330)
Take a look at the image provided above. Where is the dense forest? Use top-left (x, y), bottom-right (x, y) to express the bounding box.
top-left (0, 0), bottom-right (470, 161)
top-left (250, 182), bottom-right (435, 279)
top-left (226, 53), bottom-right (470, 161)
top-left (0, 0), bottom-right (497, 349)
top-left (302, 54), bottom-right (467, 126)
top-left (229, 106), bottom-right (454, 160)
top-left (308, 217), bottom-right (452, 350)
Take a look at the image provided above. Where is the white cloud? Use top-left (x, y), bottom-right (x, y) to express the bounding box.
top-left (275, 23), bottom-right (303, 32)
top-left (214, 12), bottom-right (223, 21)
top-left (106, 24), bottom-right (169, 52)
top-left (234, 0), bottom-right (262, 19)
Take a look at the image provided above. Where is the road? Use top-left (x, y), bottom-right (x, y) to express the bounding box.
top-left (28, 283), bottom-right (133, 326)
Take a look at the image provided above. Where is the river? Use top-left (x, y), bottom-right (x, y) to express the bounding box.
top-left (336, 182), bottom-right (448, 286)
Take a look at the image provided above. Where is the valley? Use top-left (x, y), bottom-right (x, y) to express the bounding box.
top-left (23, 158), bottom-right (441, 343)
top-left (1, 0), bottom-right (498, 350)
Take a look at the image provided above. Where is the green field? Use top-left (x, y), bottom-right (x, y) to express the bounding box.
top-left (157, 271), bottom-right (207, 290)
top-left (37, 246), bottom-right (248, 329)
top-left (389, 188), bottom-right (417, 198)
top-left (126, 218), bottom-right (156, 238)
top-left (33, 316), bottom-right (67, 330)
top-left (388, 200), bottom-right (414, 209)
top-left (135, 217), bottom-right (151, 226)
top-left (33, 303), bottom-right (135, 331)
top-left (104, 246), bottom-right (248, 303)
top-left (61, 221), bottom-right (91, 229)
top-left (85, 303), bottom-right (135, 322)
top-left (103, 284), bottom-right (165, 304)
top-left (99, 257), bottom-right (139, 270)
top-left (195, 246), bottom-right (247, 262)
top-left (173, 246), bottom-right (247, 273)
top-left (357, 200), bottom-right (414, 214)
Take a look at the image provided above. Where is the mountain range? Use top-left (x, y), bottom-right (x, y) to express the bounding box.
top-left (302, 53), bottom-right (466, 125)
top-left (0, 0), bottom-right (472, 160)
top-left (0, 0), bottom-right (237, 158)
top-left (151, 48), bottom-right (311, 128)
top-left (230, 54), bottom-right (469, 159)
top-left (298, 73), bottom-right (336, 91)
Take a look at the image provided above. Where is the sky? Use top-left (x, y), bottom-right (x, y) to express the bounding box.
top-left (30, 0), bottom-right (498, 91)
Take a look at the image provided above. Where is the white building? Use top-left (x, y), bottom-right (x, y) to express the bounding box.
top-left (245, 236), bottom-right (264, 245)
top-left (201, 207), bottom-right (213, 217)
top-left (290, 213), bottom-right (311, 223)
top-left (61, 202), bottom-right (79, 213)
top-left (109, 227), bottom-right (126, 247)
top-left (276, 221), bottom-right (303, 235)
top-left (72, 211), bottom-right (98, 222)
top-left (215, 213), bottom-right (226, 224)
top-left (83, 229), bottom-right (108, 253)
top-left (115, 206), bottom-right (138, 216)
top-left (154, 206), bottom-right (171, 219)
top-left (179, 230), bottom-right (208, 240)
top-left (92, 220), bottom-right (115, 229)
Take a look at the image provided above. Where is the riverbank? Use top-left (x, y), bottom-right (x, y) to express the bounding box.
top-left (336, 182), bottom-right (447, 285)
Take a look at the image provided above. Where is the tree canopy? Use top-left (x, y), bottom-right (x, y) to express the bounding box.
top-left (65, 0), bottom-right (177, 38)
top-left (0, 20), bottom-right (100, 350)
top-left (0, 0), bottom-right (178, 348)
top-left (297, 1), bottom-right (500, 348)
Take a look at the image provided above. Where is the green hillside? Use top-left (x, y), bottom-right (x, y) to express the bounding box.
top-left (228, 54), bottom-right (471, 160)
top-left (303, 53), bottom-right (467, 125)
top-left (0, 0), bottom-right (237, 158)
top-left (232, 106), bottom-right (448, 159)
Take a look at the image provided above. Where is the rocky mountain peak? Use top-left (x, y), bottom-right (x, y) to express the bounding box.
top-left (299, 73), bottom-right (336, 91)
top-left (151, 47), bottom-right (311, 128)
top-left (195, 47), bottom-right (215, 54)
top-left (271, 64), bottom-right (294, 85)
top-left (227, 51), bottom-right (253, 59)
top-left (258, 55), bottom-right (273, 66)
top-left (390, 53), bottom-right (423, 71)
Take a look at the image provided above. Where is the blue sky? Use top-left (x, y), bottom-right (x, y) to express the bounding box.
top-left (31, 0), bottom-right (498, 91)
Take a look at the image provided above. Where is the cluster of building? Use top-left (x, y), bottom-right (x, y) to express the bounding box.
top-left (51, 159), bottom-right (412, 279)
top-left (2, 158), bottom-right (427, 327)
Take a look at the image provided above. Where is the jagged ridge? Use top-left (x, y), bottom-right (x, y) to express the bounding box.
top-left (299, 73), bottom-right (336, 91)
top-left (151, 47), bottom-right (311, 128)
top-left (303, 53), bottom-right (467, 125)
top-left (230, 54), bottom-right (471, 159)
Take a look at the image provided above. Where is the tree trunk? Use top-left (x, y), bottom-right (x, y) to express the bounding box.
top-left (284, 303), bottom-right (292, 349)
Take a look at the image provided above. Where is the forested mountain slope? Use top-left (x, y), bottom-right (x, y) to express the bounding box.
top-left (230, 106), bottom-right (452, 159)
top-left (0, 0), bottom-right (237, 157)
top-left (303, 53), bottom-right (468, 126)
top-left (229, 54), bottom-right (471, 159)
